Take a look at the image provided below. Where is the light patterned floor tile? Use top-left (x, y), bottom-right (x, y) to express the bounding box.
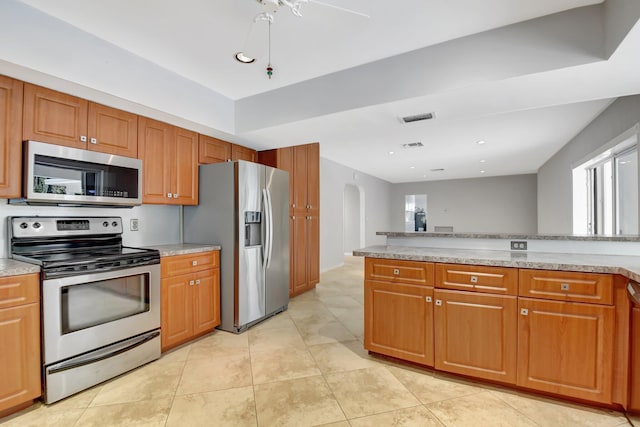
top-left (426, 391), bottom-right (539, 426)
top-left (349, 405), bottom-right (444, 427)
top-left (325, 367), bottom-right (420, 419)
top-left (288, 300), bottom-right (336, 321)
top-left (295, 318), bottom-right (357, 346)
top-left (251, 347), bottom-right (321, 384)
top-left (44, 383), bottom-right (103, 410)
top-left (166, 386), bottom-right (257, 427)
top-left (491, 389), bottom-right (628, 427)
top-left (75, 397), bottom-right (172, 427)
top-left (308, 340), bottom-right (380, 374)
top-left (157, 342), bottom-right (192, 363)
top-left (0, 404), bottom-right (85, 427)
top-left (177, 354), bottom-right (252, 395)
top-left (248, 324), bottom-right (306, 353)
top-left (187, 329), bottom-right (249, 360)
top-left (254, 375), bottom-right (346, 427)
top-left (629, 413), bottom-right (640, 426)
top-left (318, 295), bottom-right (362, 311)
top-left (315, 422), bottom-right (351, 427)
top-left (251, 311), bottom-right (296, 331)
top-left (388, 365), bottom-right (482, 404)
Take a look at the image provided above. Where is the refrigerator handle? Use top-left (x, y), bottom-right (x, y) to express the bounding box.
top-left (265, 188), bottom-right (274, 269)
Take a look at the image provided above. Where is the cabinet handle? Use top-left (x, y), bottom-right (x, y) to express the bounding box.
top-left (561, 283), bottom-right (570, 291)
top-left (195, 279), bottom-right (201, 285)
top-left (90, 137), bottom-right (97, 144)
top-left (80, 135), bottom-right (87, 142)
top-left (167, 193), bottom-right (173, 198)
top-left (173, 193), bottom-right (178, 198)
top-left (470, 275), bottom-right (478, 283)
top-left (189, 280), bottom-right (195, 286)
top-left (393, 268), bottom-right (400, 275)
top-left (292, 216), bottom-right (296, 220)
top-left (307, 204), bottom-right (311, 209)
top-left (292, 204), bottom-right (296, 208)
top-left (192, 260), bottom-right (198, 266)
top-left (425, 296), bottom-right (432, 303)
top-left (521, 308), bottom-right (529, 315)
top-left (435, 299), bottom-right (442, 306)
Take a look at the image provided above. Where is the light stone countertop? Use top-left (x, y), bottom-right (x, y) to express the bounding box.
top-left (353, 245), bottom-right (640, 282)
top-left (143, 243), bottom-right (221, 257)
top-left (378, 231), bottom-right (640, 242)
top-left (0, 259), bottom-right (41, 278)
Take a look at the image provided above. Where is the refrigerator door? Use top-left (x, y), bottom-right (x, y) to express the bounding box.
top-left (237, 161), bottom-right (266, 327)
top-left (264, 165), bottom-right (290, 315)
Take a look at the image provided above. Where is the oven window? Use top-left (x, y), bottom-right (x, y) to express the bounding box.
top-left (61, 273), bottom-right (150, 334)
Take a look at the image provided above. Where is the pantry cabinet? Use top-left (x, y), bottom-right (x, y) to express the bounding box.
top-left (0, 274), bottom-right (41, 416)
top-left (160, 251), bottom-right (220, 352)
top-left (0, 76), bottom-right (23, 198)
top-left (138, 117), bottom-right (198, 205)
top-left (23, 84), bottom-right (138, 157)
top-left (364, 258), bottom-right (435, 366)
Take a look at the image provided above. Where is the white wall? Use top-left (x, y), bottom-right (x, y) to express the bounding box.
top-left (320, 158), bottom-right (391, 272)
top-left (0, 202), bottom-right (181, 258)
top-left (538, 95), bottom-right (640, 233)
top-left (343, 184), bottom-right (360, 255)
top-left (390, 174), bottom-right (538, 233)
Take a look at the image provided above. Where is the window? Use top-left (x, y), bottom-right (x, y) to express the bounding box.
top-left (573, 129), bottom-right (638, 235)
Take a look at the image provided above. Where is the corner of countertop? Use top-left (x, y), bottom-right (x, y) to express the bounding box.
top-left (143, 243), bottom-right (221, 257)
top-left (0, 258), bottom-right (41, 277)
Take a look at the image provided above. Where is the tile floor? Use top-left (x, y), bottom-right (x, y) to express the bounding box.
top-left (2, 256), bottom-right (639, 427)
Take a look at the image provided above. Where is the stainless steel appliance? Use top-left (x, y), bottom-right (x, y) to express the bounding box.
top-left (184, 161), bottom-right (289, 333)
top-left (9, 216), bottom-right (161, 404)
top-left (11, 140), bottom-right (142, 206)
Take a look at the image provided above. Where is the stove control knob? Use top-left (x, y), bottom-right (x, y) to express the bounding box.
top-left (20, 222), bottom-right (28, 229)
top-left (112, 221), bottom-right (118, 227)
top-left (103, 221), bottom-right (109, 227)
top-left (32, 222), bottom-right (41, 229)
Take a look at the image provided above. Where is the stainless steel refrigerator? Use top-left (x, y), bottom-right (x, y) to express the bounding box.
top-left (184, 161), bottom-right (290, 333)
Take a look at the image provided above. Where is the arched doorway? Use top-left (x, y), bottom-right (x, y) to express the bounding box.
top-left (343, 184), bottom-right (365, 254)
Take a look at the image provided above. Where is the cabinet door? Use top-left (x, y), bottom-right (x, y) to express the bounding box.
top-left (87, 103), bottom-right (138, 157)
top-left (0, 76), bottom-right (23, 198)
top-left (291, 215), bottom-right (308, 296)
top-left (231, 144), bottom-right (257, 162)
top-left (23, 84), bottom-right (88, 149)
top-left (292, 145), bottom-right (308, 214)
top-left (631, 307), bottom-right (640, 411)
top-left (138, 117), bottom-right (173, 204)
top-left (307, 215), bottom-right (320, 287)
top-left (0, 303), bottom-right (41, 412)
top-left (199, 135), bottom-right (230, 164)
top-left (161, 276), bottom-right (193, 351)
top-left (434, 289), bottom-right (517, 384)
top-left (277, 147), bottom-right (295, 213)
top-left (365, 280), bottom-right (434, 366)
top-left (173, 127), bottom-right (199, 205)
top-left (192, 269), bottom-right (220, 335)
top-left (306, 143), bottom-right (320, 216)
top-left (517, 298), bottom-right (615, 403)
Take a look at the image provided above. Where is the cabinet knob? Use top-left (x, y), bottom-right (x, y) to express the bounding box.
top-left (435, 299), bottom-right (442, 306)
top-left (80, 135), bottom-right (87, 142)
top-left (173, 193), bottom-right (178, 198)
top-left (167, 193), bottom-right (173, 198)
top-left (393, 268), bottom-right (400, 275)
top-left (192, 260), bottom-right (198, 266)
top-left (195, 279), bottom-right (201, 285)
top-left (425, 296), bottom-right (432, 303)
top-left (189, 280), bottom-right (195, 286)
top-left (307, 204), bottom-right (311, 209)
top-left (90, 137), bottom-right (97, 144)
top-left (561, 283), bottom-right (570, 291)
top-left (520, 308), bottom-right (529, 316)
top-left (292, 216), bottom-right (296, 220)
top-left (292, 204), bottom-right (296, 208)
top-left (470, 276), bottom-right (478, 283)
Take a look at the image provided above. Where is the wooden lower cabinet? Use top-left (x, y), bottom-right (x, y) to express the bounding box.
top-left (160, 251), bottom-right (220, 352)
top-left (517, 297), bottom-right (615, 404)
top-left (364, 280), bottom-right (434, 366)
top-left (434, 289), bottom-right (517, 384)
top-left (629, 306), bottom-right (640, 411)
top-left (0, 274), bottom-right (41, 415)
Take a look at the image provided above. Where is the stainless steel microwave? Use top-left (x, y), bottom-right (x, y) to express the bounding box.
top-left (12, 141), bottom-right (142, 207)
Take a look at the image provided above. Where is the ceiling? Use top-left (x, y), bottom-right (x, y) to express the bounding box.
top-left (6, 0), bottom-right (640, 183)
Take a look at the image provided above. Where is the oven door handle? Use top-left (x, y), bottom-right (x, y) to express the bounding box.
top-left (46, 330), bottom-right (160, 375)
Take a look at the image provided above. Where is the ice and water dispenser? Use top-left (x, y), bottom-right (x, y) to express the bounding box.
top-left (244, 211), bottom-right (262, 247)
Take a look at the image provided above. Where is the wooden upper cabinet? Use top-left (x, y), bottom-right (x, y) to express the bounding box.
top-left (292, 144), bottom-right (308, 213)
top-left (23, 84), bottom-right (88, 149)
top-left (231, 144), bottom-right (257, 162)
top-left (138, 117), bottom-right (173, 204)
top-left (173, 127), bottom-right (198, 205)
top-left (87, 103), bottom-right (138, 157)
top-left (199, 135), bottom-right (231, 164)
top-left (23, 84), bottom-right (138, 157)
top-left (0, 76), bottom-right (23, 198)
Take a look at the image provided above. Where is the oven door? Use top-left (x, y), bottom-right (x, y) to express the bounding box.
top-left (42, 263), bottom-right (160, 365)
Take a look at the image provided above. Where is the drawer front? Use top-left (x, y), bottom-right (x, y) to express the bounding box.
top-left (519, 269), bottom-right (612, 305)
top-left (0, 274), bottom-right (40, 309)
top-left (365, 258), bottom-right (434, 286)
top-left (161, 251), bottom-right (217, 277)
top-left (436, 264), bottom-right (517, 295)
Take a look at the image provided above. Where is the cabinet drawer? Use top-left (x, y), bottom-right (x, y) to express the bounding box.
top-left (519, 269), bottom-right (612, 305)
top-left (161, 251), bottom-right (219, 277)
top-left (0, 274), bottom-right (40, 309)
top-left (436, 264), bottom-right (517, 295)
top-left (365, 258), bottom-right (434, 286)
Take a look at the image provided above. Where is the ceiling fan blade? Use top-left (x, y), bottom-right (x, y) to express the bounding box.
top-left (308, 0), bottom-right (370, 19)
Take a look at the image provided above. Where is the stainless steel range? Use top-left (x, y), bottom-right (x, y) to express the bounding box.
top-left (9, 216), bottom-right (161, 404)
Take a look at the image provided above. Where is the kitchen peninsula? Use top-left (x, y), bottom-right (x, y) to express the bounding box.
top-left (354, 232), bottom-right (640, 413)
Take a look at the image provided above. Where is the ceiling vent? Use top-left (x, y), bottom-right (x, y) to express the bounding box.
top-left (402, 142), bottom-right (424, 149)
top-left (401, 112), bottom-right (435, 124)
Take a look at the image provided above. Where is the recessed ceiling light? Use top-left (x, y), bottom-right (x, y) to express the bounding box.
top-left (476, 140), bottom-right (486, 145)
top-left (388, 151), bottom-right (395, 155)
top-left (423, 174), bottom-right (427, 178)
top-left (480, 170), bottom-right (486, 174)
top-left (430, 168), bottom-right (445, 172)
top-left (410, 166), bottom-right (415, 169)
top-left (234, 52), bottom-right (255, 64)
top-left (480, 159), bottom-right (486, 163)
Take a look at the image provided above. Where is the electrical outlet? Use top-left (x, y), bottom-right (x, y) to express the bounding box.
top-left (130, 218), bottom-right (139, 231)
top-left (510, 241), bottom-right (527, 250)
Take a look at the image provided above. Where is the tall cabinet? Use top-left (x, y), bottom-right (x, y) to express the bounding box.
top-left (259, 142), bottom-right (320, 296)
top-left (0, 76), bottom-right (23, 198)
